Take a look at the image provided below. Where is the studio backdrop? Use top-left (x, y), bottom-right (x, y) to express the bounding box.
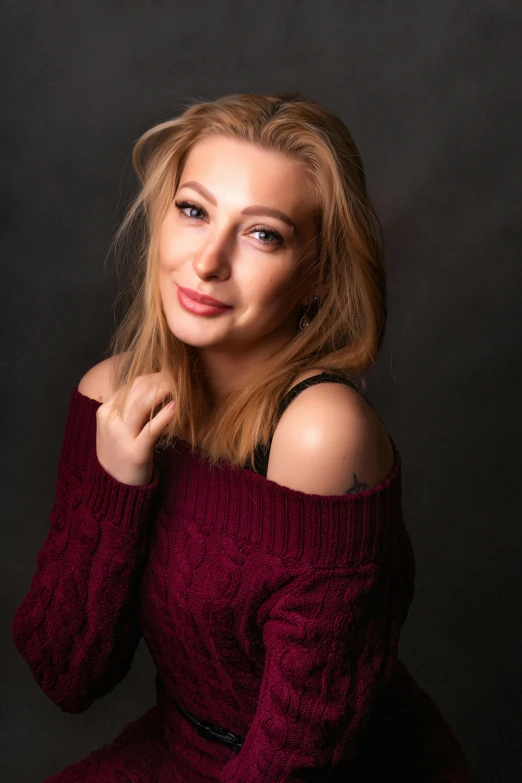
top-left (3, 2), bottom-right (521, 782)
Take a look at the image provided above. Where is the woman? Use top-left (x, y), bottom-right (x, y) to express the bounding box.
top-left (12, 92), bottom-right (473, 781)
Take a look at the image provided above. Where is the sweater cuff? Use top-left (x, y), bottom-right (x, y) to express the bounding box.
top-left (80, 456), bottom-right (159, 536)
top-left (60, 386), bottom-right (159, 535)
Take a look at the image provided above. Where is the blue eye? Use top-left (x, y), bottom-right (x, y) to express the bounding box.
top-left (174, 200), bottom-right (284, 247)
top-left (175, 200), bottom-right (205, 220)
top-left (250, 227), bottom-right (283, 245)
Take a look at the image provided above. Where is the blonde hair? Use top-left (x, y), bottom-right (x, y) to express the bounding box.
top-left (104, 92), bottom-right (387, 470)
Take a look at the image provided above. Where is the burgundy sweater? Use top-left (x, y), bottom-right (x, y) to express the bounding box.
top-left (12, 386), bottom-right (473, 782)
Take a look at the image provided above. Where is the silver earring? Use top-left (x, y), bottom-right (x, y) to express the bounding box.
top-left (299, 312), bottom-right (310, 330)
top-left (299, 296), bottom-right (320, 330)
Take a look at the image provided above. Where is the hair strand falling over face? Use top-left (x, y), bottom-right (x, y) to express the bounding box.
top-left (103, 92), bottom-right (387, 470)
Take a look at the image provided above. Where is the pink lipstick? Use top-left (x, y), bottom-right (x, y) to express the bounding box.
top-left (177, 285), bottom-right (233, 316)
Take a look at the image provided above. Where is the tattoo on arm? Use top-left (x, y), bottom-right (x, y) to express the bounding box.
top-left (345, 473), bottom-right (370, 494)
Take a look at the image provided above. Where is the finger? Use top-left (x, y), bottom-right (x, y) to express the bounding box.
top-left (103, 372), bottom-right (169, 409)
top-left (124, 383), bottom-right (174, 437)
top-left (138, 398), bottom-right (176, 443)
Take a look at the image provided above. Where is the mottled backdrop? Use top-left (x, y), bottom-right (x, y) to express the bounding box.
top-left (3, 2), bottom-right (521, 781)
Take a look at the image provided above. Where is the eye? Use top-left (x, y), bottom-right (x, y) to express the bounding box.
top-left (174, 200), bottom-right (206, 220)
top-left (250, 226), bottom-right (284, 246)
top-left (174, 200), bottom-right (284, 247)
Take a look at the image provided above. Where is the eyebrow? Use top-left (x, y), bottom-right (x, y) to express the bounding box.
top-left (177, 180), bottom-right (298, 233)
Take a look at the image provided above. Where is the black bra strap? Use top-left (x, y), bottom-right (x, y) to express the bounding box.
top-left (277, 372), bottom-right (360, 419)
top-left (249, 372), bottom-right (364, 477)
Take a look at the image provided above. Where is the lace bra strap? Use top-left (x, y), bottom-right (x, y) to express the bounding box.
top-left (277, 372), bottom-right (360, 419)
top-left (249, 372), bottom-right (364, 478)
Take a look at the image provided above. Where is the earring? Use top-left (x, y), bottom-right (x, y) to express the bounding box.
top-left (299, 296), bottom-right (320, 330)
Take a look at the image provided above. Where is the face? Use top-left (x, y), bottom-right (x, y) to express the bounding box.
top-left (157, 134), bottom-right (321, 360)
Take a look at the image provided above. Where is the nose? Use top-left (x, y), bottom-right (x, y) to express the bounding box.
top-left (192, 234), bottom-right (232, 281)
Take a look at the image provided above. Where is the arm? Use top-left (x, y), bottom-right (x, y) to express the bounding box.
top-left (11, 386), bottom-right (159, 713)
top-left (220, 563), bottom-right (400, 782)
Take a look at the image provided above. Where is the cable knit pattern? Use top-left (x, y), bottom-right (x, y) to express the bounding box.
top-left (12, 386), bottom-right (474, 782)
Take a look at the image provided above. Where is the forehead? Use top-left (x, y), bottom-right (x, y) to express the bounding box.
top-left (179, 135), bottom-right (318, 218)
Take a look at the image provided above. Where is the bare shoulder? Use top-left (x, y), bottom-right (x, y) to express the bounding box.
top-left (77, 351), bottom-right (132, 403)
top-left (266, 370), bottom-right (395, 496)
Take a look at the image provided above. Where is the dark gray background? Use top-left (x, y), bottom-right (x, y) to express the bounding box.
top-left (3, 1), bottom-right (521, 781)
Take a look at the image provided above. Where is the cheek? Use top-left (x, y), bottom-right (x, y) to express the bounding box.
top-left (157, 212), bottom-right (186, 266)
top-left (247, 270), bottom-right (298, 312)
top-left (157, 223), bottom-right (171, 267)
top-left (158, 236), bottom-right (183, 274)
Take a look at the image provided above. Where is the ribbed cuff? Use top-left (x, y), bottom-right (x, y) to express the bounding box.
top-left (81, 456), bottom-right (159, 536)
top-left (60, 386), bottom-right (159, 535)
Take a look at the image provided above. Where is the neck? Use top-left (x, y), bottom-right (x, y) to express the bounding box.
top-left (197, 323), bottom-right (296, 406)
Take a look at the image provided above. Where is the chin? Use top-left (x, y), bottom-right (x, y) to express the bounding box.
top-left (164, 318), bottom-right (227, 349)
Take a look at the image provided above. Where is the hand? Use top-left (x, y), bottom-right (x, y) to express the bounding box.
top-left (95, 372), bottom-right (176, 486)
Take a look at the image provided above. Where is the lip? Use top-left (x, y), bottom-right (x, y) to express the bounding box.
top-left (177, 285), bottom-right (232, 308)
top-left (177, 286), bottom-right (233, 317)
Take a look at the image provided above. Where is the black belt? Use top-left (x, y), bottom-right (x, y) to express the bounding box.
top-left (161, 682), bottom-right (245, 754)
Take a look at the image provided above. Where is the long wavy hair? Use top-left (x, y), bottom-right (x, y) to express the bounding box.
top-left (104, 92), bottom-right (387, 470)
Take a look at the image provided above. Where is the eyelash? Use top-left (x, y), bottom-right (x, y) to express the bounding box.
top-left (174, 200), bottom-right (284, 246)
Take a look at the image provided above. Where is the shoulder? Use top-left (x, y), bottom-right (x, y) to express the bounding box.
top-left (77, 351), bottom-right (132, 403)
top-left (266, 371), bottom-right (395, 496)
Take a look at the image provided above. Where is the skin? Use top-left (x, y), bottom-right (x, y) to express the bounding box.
top-left (78, 134), bottom-right (393, 496)
top-left (156, 134), bottom-right (394, 494)
top-left (157, 134), bottom-right (324, 405)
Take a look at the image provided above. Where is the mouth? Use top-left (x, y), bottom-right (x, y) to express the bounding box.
top-left (177, 285), bottom-right (232, 308)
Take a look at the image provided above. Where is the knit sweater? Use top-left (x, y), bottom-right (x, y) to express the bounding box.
top-left (12, 386), bottom-right (474, 782)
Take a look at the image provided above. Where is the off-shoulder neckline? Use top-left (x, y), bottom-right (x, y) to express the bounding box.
top-left (71, 385), bottom-right (402, 565)
top-left (72, 384), bottom-right (400, 501)
top-left (72, 384), bottom-right (401, 500)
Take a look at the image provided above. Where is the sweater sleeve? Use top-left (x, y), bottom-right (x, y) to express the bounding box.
top-left (220, 560), bottom-right (402, 782)
top-left (11, 386), bottom-right (159, 713)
